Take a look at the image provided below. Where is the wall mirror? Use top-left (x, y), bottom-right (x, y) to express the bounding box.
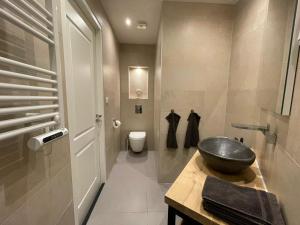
top-left (258, 0), bottom-right (300, 116)
top-left (128, 66), bottom-right (149, 99)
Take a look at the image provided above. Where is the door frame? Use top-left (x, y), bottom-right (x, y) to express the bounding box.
top-left (58, 0), bottom-right (106, 224)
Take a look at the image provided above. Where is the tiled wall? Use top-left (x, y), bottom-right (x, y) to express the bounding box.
top-left (224, 0), bottom-right (268, 146)
top-left (225, 0), bottom-right (300, 224)
top-left (0, 2), bottom-right (74, 224)
top-left (119, 44), bottom-right (155, 150)
top-left (154, 23), bottom-right (163, 175)
top-left (254, 85), bottom-right (300, 225)
top-left (257, 0), bottom-right (296, 113)
top-left (0, 137), bottom-right (74, 225)
top-left (87, 0), bottom-right (121, 176)
top-left (157, 2), bottom-right (234, 182)
top-left (0, 0), bottom-right (121, 224)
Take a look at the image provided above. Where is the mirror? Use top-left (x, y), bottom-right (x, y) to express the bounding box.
top-left (258, 0), bottom-right (300, 116)
top-left (128, 66), bottom-right (149, 99)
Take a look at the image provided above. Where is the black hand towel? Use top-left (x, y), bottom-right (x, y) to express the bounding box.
top-left (203, 201), bottom-right (258, 225)
top-left (166, 112), bottom-right (181, 149)
top-left (184, 112), bottom-right (201, 149)
top-left (202, 176), bottom-right (285, 225)
top-left (203, 200), bottom-right (268, 225)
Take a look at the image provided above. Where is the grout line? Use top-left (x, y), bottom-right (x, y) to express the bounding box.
top-left (285, 150), bottom-right (300, 168)
top-left (54, 200), bottom-right (73, 225)
top-left (88, 151), bottom-right (163, 222)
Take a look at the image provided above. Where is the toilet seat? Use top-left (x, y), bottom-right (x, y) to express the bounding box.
top-left (129, 131), bottom-right (146, 140)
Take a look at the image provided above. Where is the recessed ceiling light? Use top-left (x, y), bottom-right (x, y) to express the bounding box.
top-left (125, 18), bottom-right (132, 26)
top-left (137, 22), bottom-right (147, 30)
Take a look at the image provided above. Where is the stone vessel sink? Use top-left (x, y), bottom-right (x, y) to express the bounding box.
top-left (198, 137), bottom-right (256, 173)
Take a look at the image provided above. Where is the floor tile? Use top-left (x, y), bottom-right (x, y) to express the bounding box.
top-left (116, 151), bottom-right (157, 178)
top-left (87, 212), bottom-right (148, 225)
top-left (147, 180), bottom-right (171, 212)
top-left (88, 150), bottom-right (173, 224)
top-left (147, 212), bottom-right (167, 225)
top-left (91, 176), bottom-right (148, 213)
top-left (147, 212), bottom-right (182, 225)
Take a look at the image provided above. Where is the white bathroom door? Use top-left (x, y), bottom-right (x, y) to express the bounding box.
top-left (62, 1), bottom-right (102, 224)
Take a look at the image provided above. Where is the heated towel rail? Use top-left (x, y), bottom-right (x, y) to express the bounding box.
top-left (0, 0), bottom-right (64, 141)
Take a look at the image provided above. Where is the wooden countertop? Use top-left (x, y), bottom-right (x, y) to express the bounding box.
top-left (165, 151), bottom-right (266, 225)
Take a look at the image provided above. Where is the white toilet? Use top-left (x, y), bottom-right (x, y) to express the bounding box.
top-left (129, 131), bottom-right (146, 152)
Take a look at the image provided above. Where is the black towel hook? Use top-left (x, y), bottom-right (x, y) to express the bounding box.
top-left (171, 109), bottom-right (174, 113)
top-left (191, 109), bottom-right (194, 113)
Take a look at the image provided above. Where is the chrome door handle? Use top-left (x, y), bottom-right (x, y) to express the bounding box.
top-left (96, 114), bottom-right (102, 122)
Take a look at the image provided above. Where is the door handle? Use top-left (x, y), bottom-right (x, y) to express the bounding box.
top-left (96, 114), bottom-right (102, 122)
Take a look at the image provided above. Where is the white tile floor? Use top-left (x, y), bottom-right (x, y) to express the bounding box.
top-left (87, 150), bottom-right (182, 225)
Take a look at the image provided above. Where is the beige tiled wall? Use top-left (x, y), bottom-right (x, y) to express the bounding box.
top-left (254, 66), bottom-right (300, 225)
top-left (225, 0), bottom-right (300, 224)
top-left (87, 0), bottom-right (121, 176)
top-left (119, 44), bottom-right (155, 150)
top-left (0, 0), bottom-right (121, 224)
top-left (0, 2), bottom-right (74, 223)
top-left (154, 23), bottom-right (163, 175)
top-left (157, 2), bottom-right (234, 182)
top-left (257, 0), bottom-right (296, 113)
top-left (224, 0), bottom-right (268, 146)
top-left (0, 137), bottom-right (74, 225)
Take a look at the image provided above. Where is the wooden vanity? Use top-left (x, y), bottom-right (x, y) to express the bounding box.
top-left (165, 151), bottom-right (266, 225)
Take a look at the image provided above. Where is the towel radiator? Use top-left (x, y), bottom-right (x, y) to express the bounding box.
top-left (0, 0), bottom-right (65, 141)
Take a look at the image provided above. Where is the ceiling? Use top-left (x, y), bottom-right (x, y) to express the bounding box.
top-left (99, 0), bottom-right (239, 44)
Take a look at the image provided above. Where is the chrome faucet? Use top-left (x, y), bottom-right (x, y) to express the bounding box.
top-left (231, 123), bottom-right (277, 144)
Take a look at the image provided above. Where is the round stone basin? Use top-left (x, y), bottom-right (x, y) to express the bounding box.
top-left (198, 137), bottom-right (256, 173)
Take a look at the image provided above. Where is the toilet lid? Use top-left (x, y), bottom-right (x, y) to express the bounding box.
top-left (129, 132), bottom-right (146, 139)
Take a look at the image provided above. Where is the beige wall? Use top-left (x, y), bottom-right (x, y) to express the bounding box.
top-left (154, 22), bottom-right (163, 168)
top-left (225, 0), bottom-right (268, 146)
top-left (157, 2), bottom-right (234, 182)
top-left (0, 2), bottom-right (74, 225)
top-left (225, 0), bottom-right (300, 224)
top-left (87, 0), bottom-right (121, 176)
top-left (257, 0), bottom-right (296, 113)
top-left (154, 23), bottom-right (163, 175)
top-left (254, 103), bottom-right (300, 225)
top-left (0, 0), bottom-right (121, 224)
top-left (253, 1), bottom-right (300, 225)
top-left (119, 44), bottom-right (155, 150)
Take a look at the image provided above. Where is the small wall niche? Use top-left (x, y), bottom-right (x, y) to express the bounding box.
top-left (128, 66), bottom-right (149, 99)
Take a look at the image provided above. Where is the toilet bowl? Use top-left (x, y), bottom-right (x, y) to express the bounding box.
top-left (129, 131), bottom-right (146, 152)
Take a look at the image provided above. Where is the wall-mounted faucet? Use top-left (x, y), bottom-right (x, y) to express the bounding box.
top-left (231, 123), bottom-right (277, 144)
top-left (235, 137), bottom-right (244, 143)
